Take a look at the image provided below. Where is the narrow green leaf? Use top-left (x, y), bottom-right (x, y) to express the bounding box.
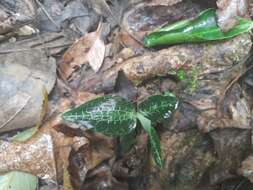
top-left (144, 8), bottom-right (253, 47)
top-left (0, 171), bottom-right (38, 190)
top-left (137, 113), bottom-right (163, 168)
top-left (62, 96), bottom-right (137, 136)
top-left (138, 92), bottom-right (178, 125)
top-left (12, 127), bottom-right (38, 142)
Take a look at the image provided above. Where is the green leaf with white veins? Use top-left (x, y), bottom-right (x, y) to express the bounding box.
top-left (137, 113), bottom-right (163, 168)
top-left (138, 92), bottom-right (178, 125)
top-left (62, 96), bottom-right (137, 136)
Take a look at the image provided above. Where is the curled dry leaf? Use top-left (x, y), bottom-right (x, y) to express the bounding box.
top-left (59, 23), bottom-right (106, 79)
top-left (217, 0), bottom-right (249, 31)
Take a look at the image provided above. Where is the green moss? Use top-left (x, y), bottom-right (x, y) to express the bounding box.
top-left (170, 66), bottom-right (200, 94)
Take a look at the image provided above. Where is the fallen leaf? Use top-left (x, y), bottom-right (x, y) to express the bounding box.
top-left (0, 113), bottom-right (88, 183)
top-left (59, 22), bottom-right (105, 79)
top-left (0, 129), bottom-right (57, 181)
top-left (87, 36), bottom-right (106, 72)
top-left (0, 127), bottom-right (39, 190)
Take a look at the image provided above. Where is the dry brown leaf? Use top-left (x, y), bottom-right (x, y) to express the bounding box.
top-left (59, 23), bottom-right (105, 79)
top-left (87, 36), bottom-right (106, 72)
top-left (0, 113), bottom-right (88, 183)
top-left (82, 133), bottom-right (114, 170)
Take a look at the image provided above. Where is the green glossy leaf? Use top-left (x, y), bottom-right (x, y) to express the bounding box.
top-left (138, 92), bottom-right (178, 124)
top-left (62, 96), bottom-right (137, 136)
top-left (144, 8), bottom-right (253, 47)
top-left (137, 113), bottom-right (163, 168)
top-left (0, 171), bottom-right (38, 190)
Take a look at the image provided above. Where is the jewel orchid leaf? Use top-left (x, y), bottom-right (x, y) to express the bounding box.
top-left (138, 92), bottom-right (178, 125)
top-left (62, 96), bottom-right (137, 136)
top-left (137, 113), bottom-right (163, 168)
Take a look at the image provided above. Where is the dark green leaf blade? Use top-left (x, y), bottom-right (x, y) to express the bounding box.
top-left (62, 96), bottom-right (137, 136)
top-left (144, 8), bottom-right (253, 47)
top-left (138, 92), bottom-right (178, 125)
top-left (137, 113), bottom-right (163, 168)
top-left (193, 17), bottom-right (253, 40)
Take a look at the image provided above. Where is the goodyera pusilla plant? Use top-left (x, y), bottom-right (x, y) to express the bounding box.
top-left (62, 92), bottom-right (178, 168)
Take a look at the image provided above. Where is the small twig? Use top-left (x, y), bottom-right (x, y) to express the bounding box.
top-left (0, 96), bottom-right (31, 129)
top-left (0, 43), bottom-right (72, 54)
top-left (35, 0), bottom-right (61, 30)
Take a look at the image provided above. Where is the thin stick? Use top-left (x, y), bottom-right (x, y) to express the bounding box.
top-left (0, 43), bottom-right (72, 54)
top-left (0, 96), bottom-right (31, 129)
top-left (35, 0), bottom-right (61, 30)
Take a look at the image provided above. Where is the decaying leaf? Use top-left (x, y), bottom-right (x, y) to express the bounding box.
top-left (87, 36), bottom-right (106, 72)
top-left (210, 129), bottom-right (251, 184)
top-left (59, 22), bottom-right (106, 79)
top-left (0, 130), bottom-right (57, 181)
top-left (0, 127), bottom-right (39, 190)
top-left (147, 130), bottom-right (215, 190)
top-left (0, 115), bottom-right (88, 183)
